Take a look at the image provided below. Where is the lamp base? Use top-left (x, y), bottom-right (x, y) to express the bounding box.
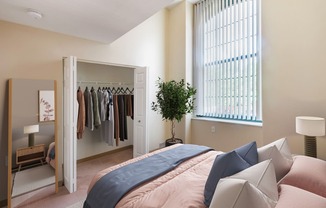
top-left (304, 136), bottom-right (317, 158)
top-left (28, 134), bottom-right (35, 147)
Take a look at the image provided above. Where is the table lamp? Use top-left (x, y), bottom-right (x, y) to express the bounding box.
top-left (24, 124), bottom-right (39, 147)
top-left (296, 116), bottom-right (325, 158)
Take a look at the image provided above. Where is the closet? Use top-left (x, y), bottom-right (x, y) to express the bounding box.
top-left (76, 62), bottom-right (134, 160)
top-left (63, 56), bottom-right (149, 193)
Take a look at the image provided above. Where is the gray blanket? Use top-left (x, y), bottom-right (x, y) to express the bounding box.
top-left (83, 144), bottom-right (213, 208)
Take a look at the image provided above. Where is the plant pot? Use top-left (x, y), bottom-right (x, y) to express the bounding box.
top-left (165, 138), bottom-right (183, 147)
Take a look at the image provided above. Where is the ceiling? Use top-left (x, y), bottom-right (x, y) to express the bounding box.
top-left (0, 0), bottom-right (182, 44)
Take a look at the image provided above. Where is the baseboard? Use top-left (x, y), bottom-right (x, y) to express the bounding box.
top-left (77, 145), bottom-right (133, 164)
top-left (58, 180), bottom-right (63, 187)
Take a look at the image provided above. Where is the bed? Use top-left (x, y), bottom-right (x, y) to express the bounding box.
top-left (84, 144), bottom-right (221, 208)
top-left (84, 139), bottom-right (326, 208)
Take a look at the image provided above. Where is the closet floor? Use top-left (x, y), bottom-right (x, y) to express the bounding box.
top-left (10, 147), bottom-right (133, 208)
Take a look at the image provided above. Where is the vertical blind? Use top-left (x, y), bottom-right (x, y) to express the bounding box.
top-left (194, 0), bottom-right (261, 121)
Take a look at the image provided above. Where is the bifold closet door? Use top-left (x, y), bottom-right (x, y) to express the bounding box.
top-left (133, 67), bottom-right (149, 158)
top-left (63, 56), bottom-right (77, 193)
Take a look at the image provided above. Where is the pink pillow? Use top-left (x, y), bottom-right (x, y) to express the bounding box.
top-left (276, 184), bottom-right (326, 208)
top-left (279, 155), bottom-right (326, 198)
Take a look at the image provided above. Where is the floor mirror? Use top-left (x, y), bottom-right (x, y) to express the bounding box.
top-left (7, 79), bottom-right (58, 208)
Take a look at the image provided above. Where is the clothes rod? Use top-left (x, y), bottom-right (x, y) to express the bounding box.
top-left (77, 80), bottom-right (133, 85)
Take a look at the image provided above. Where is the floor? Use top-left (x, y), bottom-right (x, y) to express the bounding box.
top-left (12, 165), bottom-right (55, 197)
top-left (10, 148), bottom-right (133, 208)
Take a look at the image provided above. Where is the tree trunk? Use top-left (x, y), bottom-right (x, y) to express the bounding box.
top-left (171, 119), bottom-right (176, 141)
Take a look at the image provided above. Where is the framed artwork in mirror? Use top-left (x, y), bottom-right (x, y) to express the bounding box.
top-left (39, 90), bottom-right (55, 122)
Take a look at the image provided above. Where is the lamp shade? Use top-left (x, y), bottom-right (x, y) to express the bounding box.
top-left (296, 116), bottom-right (325, 137)
top-left (23, 124), bottom-right (39, 134)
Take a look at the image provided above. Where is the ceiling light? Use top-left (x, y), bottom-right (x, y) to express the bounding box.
top-left (27, 9), bottom-right (43, 20)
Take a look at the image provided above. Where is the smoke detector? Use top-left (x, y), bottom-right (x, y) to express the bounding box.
top-left (27, 9), bottom-right (43, 20)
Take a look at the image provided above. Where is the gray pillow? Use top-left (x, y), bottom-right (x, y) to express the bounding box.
top-left (204, 151), bottom-right (251, 206)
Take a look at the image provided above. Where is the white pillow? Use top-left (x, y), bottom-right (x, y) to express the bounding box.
top-left (209, 160), bottom-right (278, 208)
top-left (209, 179), bottom-right (274, 208)
top-left (258, 138), bottom-right (293, 181)
top-left (259, 138), bottom-right (293, 161)
top-left (229, 160), bottom-right (278, 203)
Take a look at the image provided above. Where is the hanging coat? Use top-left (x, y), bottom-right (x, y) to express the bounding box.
top-left (84, 87), bottom-right (94, 131)
top-left (77, 87), bottom-right (85, 139)
top-left (91, 88), bottom-right (101, 129)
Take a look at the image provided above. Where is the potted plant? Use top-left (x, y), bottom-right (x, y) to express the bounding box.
top-left (151, 77), bottom-right (196, 146)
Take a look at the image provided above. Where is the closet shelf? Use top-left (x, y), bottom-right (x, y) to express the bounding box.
top-left (77, 80), bottom-right (133, 86)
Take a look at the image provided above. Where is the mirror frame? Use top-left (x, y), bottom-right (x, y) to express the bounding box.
top-left (7, 79), bottom-right (58, 208)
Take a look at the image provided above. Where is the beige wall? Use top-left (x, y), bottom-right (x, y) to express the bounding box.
top-left (0, 10), bottom-right (169, 202)
top-left (261, 0), bottom-right (326, 156)
top-left (166, 1), bottom-right (194, 144)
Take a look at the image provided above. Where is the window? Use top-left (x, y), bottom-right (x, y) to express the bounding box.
top-left (194, 0), bottom-right (262, 122)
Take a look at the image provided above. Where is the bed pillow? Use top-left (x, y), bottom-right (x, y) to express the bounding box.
top-left (204, 151), bottom-right (251, 207)
top-left (258, 137), bottom-right (293, 161)
top-left (229, 160), bottom-right (278, 204)
top-left (279, 155), bottom-right (326, 198)
top-left (234, 141), bottom-right (258, 166)
top-left (209, 179), bottom-right (274, 208)
top-left (258, 138), bottom-right (293, 181)
top-left (210, 160), bottom-right (278, 208)
top-left (276, 184), bottom-right (326, 208)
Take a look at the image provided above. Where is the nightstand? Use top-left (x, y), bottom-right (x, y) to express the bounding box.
top-left (16, 144), bottom-right (45, 171)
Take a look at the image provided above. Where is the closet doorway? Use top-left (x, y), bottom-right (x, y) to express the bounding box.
top-left (63, 56), bottom-right (149, 193)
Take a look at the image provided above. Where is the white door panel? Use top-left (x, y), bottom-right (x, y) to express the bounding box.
top-left (133, 67), bottom-right (148, 157)
top-left (63, 56), bottom-right (77, 193)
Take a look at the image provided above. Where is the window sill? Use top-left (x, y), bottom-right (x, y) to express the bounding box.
top-left (192, 117), bottom-right (263, 127)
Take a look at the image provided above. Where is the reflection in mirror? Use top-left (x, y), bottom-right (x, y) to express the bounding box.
top-left (8, 79), bottom-right (58, 208)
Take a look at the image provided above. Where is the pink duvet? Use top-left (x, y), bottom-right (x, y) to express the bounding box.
top-left (87, 144), bottom-right (222, 208)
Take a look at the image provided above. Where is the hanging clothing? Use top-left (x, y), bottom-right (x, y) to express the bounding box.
top-left (91, 88), bottom-right (101, 129)
top-left (77, 87), bottom-right (85, 139)
top-left (99, 89), bottom-right (107, 122)
top-left (107, 91), bottom-right (115, 145)
top-left (101, 90), bottom-right (114, 146)
top-left (80, 84), bottom-right (133, 146)
top-left (125, 94), bottom-right (134, 120)
top-left (84, 87), bottom-right (94, 131)
top-left (113, 94), bottom-right (120, 146)
top-left (118, 95), bottom-right (127, 141)
top-left (97, 88), bottom-right (104, 122)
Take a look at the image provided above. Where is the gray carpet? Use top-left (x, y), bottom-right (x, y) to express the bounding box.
top-left (12, 164), bottom-right (55, 197)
